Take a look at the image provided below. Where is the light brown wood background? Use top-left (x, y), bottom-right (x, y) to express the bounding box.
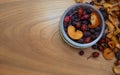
top-left (0, 0), bottom-right (115, 75)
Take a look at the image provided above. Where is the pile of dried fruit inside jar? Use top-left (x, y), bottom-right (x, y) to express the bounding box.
top-left (64, 5), bottom-right (101, 44)
top-left (74, 0), bottom-right (120, 74)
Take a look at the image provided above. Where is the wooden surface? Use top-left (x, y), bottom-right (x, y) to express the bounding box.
top-left (0, 0), bottom-right (115, 75)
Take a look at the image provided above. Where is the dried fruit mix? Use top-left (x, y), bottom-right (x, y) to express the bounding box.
top-left (74, 0), bottom-right (120, 74)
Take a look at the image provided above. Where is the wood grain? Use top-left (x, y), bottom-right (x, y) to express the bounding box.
top-left (0, 0), bottom-right (115, 75)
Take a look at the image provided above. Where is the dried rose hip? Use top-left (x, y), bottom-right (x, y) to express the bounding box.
top-left (87, 52), bottom-right (100, 59)
top-left (84, 37), bottom-right (91, 43)
top-left (92, 52), bottom-right (99, 58)
top-left (64, 16), bottom-right (71, 22)
top-left (114, 60), bottom-right (120, 66)
top-left (79, 50), bottom-right (84, 56)
top-left (115, 51), bottom-right (120, 60)
top-left (81, 24), bottom-right (87, 31)
top-left (78, 8), bottom-right (83, 17)
top-left (80, 14), bottom-right (90, 20)
top-left (75, 22), bottom-right (81, 29)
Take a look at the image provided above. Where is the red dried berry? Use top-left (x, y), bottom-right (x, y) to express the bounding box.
top-left (98, 39), bottom-right (105, 44)
top-left (64, 16), bottom-right (70, 22)
top-left (78, 8), bottom-right (83, 17)
top-left (79, 50), bottom-right (84, 56)
top-left (76, 22), bottom-right (81, 28)
top-left (92, 52), bottom-right (99, 58)
top-left (81, 24), bottom-right (87, 31)
top-left (80, 14), bottom-right (90, 20)
top-left (87, 52), bottom-right (99, 59)
top-left (84, 37), bottom-right (91, 43)
top-left (114, 60), bottom-right (120, 66)
top-left (105, 38), bottom-right (111, 43)
top-left (98, 45), bottom-right (104, 52)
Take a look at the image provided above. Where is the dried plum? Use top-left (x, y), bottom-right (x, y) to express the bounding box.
top-left (115, 51), bottom-right (120, 60)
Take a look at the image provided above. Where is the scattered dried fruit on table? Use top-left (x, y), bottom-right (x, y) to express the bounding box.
top-left (113, 67), bottom-right (120, 75)
top-left (73, 0), bottom-right (120, 74)
top-left (103, 48), bottom-right (115, 60)
top-left (87, 52), bottom-right (100, 59)
top-left (79, 50), bottom-right (84, 56)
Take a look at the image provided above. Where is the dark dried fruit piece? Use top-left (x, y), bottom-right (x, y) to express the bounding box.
top-left (104, 43), bottom-right (109, 48)
top-left (90, 1), bottom-right (94, 5)
top-left (98, 45), bottom-right (104, 52)
top-left (115, 51), bottom-right (120, 60)
top-left (75, 22), bottom-right (81, 29)
top-left (82, 20), bottom-right (90, 25)
top-left (87, 52), bottom-right (99, 59)
top-left (97, 0), bottom-right (102, 3)
top-left (95, 27), bottom-right (101, 32)
top-left (92, 44), bottom-right (98, 49)
top-left (90, 29), bottom-right (95, 33)
top-left (118, 23), bottom-right (120, 28)
top-left (91, 35), bottom-right (96, 40)
top-left (84, 37), bottom-right (91, 43)
top-left (114, 60), bottom-right (120, 66)
top-left (81, 24), bottom-right (87, 31)
top-left (105, 38), bottom-right (111, 43)
top-left (84, 31), bottom-right (91, 37)
top-left (80, 14), bottom-right (90, 20)
top-left (78, 38), bottom-right (84, 43)
top-left (79, 50), bottom-right (84, 56)
top-left (92, 52), bottom-right (99, 58)
top-left (78, 8), bottom-right (83, 17)
top-left (116, 33), bottom-right (120, 39)
top-left (86, 9), bottom-right (92, 14)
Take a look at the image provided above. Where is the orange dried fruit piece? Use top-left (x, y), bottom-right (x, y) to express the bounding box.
top-left (108, 41), bottom-right (116, 49)
top-left (103, 48), bottom-right (115, 60)
top-left (67, 25), bottom-right (83, 40)
top-left (88, 12), bottom-right (100, 28)
top-left (108, 15), bottom-right (119, 27)
top-left (105, 20), bottom-right (115, 32)
top-left (75, 0), bottom-right (83, 3)
top-left (103, 3), bottom-right (112, 9)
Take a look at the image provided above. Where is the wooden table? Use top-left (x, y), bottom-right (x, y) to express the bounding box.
top-left (0, 0), bottom-right (115, 75)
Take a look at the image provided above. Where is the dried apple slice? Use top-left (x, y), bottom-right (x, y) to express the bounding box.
top-left (113, 67), bottom-right (120, 75)
top-left (105, 20), bottom-right (115, 32)
top-left (88, 12), bottom-right (100, 28)
top-left (67, 25), bottom-right (83, 40)
top-left (103, 3), bottom-right (112, 9)
top-left (103, 48), bottom-right (115, 60)
top-left (108, 41), bottom-right (116, 49)
top-left (108, 15), bottom-right (119, 27)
